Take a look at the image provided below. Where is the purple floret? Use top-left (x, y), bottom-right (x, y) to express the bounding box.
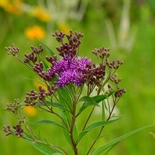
top-left (48, 56), bottom-right (92, 87)
top-left (74, 57), bottom-right (92, 71)
top-left (57, 70), bottom-right (82, 87)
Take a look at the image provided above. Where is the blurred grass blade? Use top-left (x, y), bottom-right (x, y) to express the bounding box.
top-left (82, 137), bottom-right (88, 155)
top-left (42, 60), bottom-right (49, 70)
top-left (103, 142), bottom-right (119, 155)
top-left (28, 119), bottom-right (67, 130)
top-left (102, 100), bottom-right (105, 121)
top-left (37, 39), bottom-right (55, 56)
top-left (92, 124), bottom-right (154, 155)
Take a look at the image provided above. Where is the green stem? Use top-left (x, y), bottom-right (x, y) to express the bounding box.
top-left (70, 99), bottom-right (78, 155)
top-left (82, 106), bottom-right (95, 131)
top-left (86, 97), bottom-right (118, 154)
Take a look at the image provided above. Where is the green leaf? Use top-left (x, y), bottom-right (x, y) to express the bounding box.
top-left (37, 39), bottom-right (55, 56)
top-left (91, 95), bottom-right (107, 103)
top-left (28, 141), bottom-right (55, 155)
top-left (28, 119), bottom-right (67, 130)
top-left (92, 124), bottom-right (155, 155)
top-left (79, 96), bottom-right (99, 105)
top-left (85, 119), bottom-right (118, 131)
top-left (73, 124), bottom-right (79, 141)
top-left (45, 101), bottom-right (70, 112)
top-left (59, 109), bottom-right (69, 129)
top-left (52, 153), bottom-right (63, 155)
top-left (78, 91), bottom-right (116, 116)
top-left (24, 133), bottom-right (55, 155)
top-left (24, 132), bottom-right (64, 155)
top-left (58, 87), bottom-right (72, 108)
top-left (57, 87), bottom-right (72, 119)
top-left (90, 90), bottom-right (117, 104)
top-left (82, 137), bottom-right (88, 155)
top-left (62, 128), bottom-right (72, 147)
top-left (77, 119), bottom-right (118, 144)
top-left (78, 96), bottom-right (100, 115)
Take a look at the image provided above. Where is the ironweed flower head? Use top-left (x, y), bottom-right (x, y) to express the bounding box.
top-left (49, 56), bottom-right (92, 87)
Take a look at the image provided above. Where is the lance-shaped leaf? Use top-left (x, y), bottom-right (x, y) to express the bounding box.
top-left (24, 133), bottom-right (62, 155)
top-left (62, 128), bottom-right (72, 147)
top-left (78, 90), bottom-right (117, 116)
top-left (92, 124), bottom-right (155, 155)
top-left (91, 90), bottom-right (117, 103)
top-left (78, 96), bottom-right (100, 115)
top-left (28, 142), bottom-right (54, 155)
top-left (77, 119), bottom-right (119, 144)
top-left (73, 124), bottom-right (79, 142)
top-left (28, 119), bottom-right (67, 131)
top-left (37, 39), bottom-right (55, 56)
top-left (78, 94), bottom-right (108, 116)
top-left (57, 87), bottom-right (72, 108)
top-left (57, 87), bottom-right (72, 120)
top-left (79, 96), bottom-right (99, 105)
top-left (82, 137), bottom-right (88, 155)
top-left (44, 101), bottom-right (70, 112)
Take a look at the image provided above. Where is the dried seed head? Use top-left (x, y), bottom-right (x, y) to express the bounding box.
top-left (115, 88), bottom-right (126, 97)
top-left (52, 30), bottom-right (84, 58)
top-left (6, 44), bottom-right (19, 56)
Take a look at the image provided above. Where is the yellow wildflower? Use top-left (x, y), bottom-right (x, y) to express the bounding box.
top-left (24, 106), bottom-right (37, 116)
top-left (58, 22), bottom-right (70, 34)
top-left (31, 6), bottom-right (51, 22)
top-left (0, 0), bottom-right (9, 8)
top-left (1, 0), bottom-right (23, 14)
top-left (25, 25), bottom-right (45, 40)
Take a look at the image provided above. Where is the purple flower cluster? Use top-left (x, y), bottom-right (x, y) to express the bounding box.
top-left (49, 56), bottom-right (92, 87)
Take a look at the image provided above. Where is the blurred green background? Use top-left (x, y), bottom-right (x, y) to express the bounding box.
top-left (1, 0), bottom-right (155, 154)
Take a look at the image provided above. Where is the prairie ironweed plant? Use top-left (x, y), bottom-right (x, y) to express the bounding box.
top-left (4, 30), bottom-right (152, 155)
